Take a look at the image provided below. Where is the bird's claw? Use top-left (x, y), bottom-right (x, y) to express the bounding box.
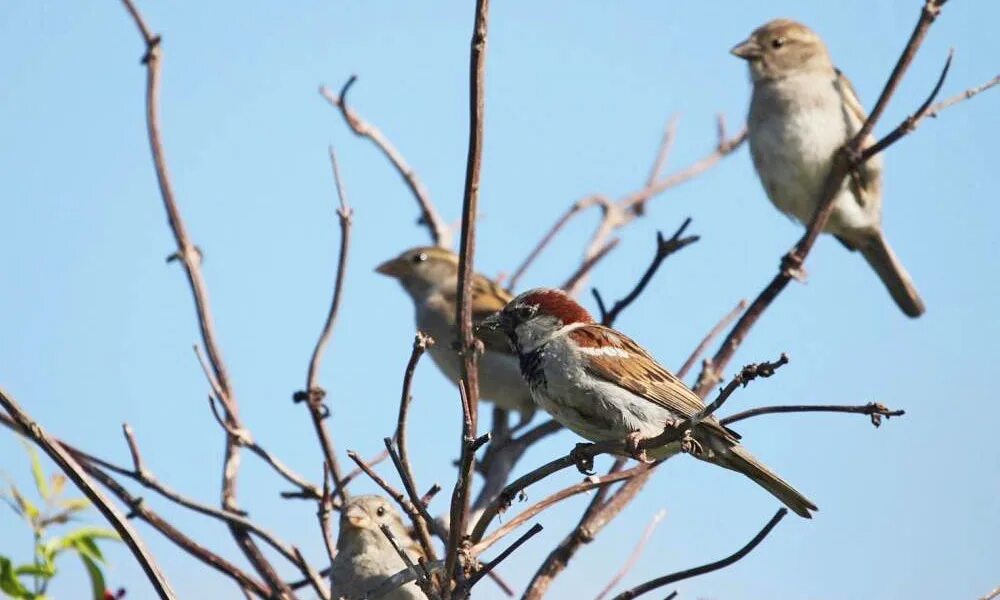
top-left (680, 431), bottom-right (703, 456)
top-left (570, 443), bottom-right (596, 475)
top-left (624, 431), bottom-right (652, 463)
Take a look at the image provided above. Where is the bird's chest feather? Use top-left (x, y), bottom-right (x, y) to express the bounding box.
top-left (523, 338), bottom-right (669, 441)
top-left (748, 75), bottom-right (854, 223)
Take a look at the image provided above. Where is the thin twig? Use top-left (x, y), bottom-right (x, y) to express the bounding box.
top-left (721, 402), bottom-right (905, 427)
top-left (394, 332), bottom-right (433, 509)
top-left (464, 523), bottom-right (543, 592)
top-left (511, 118), bottom-right (745, 291)
top-left (978, 584), bottom-right (1000, 600)
top-left (562, 238), bottom-right (621, 294)
top-left (592, 221), bottom-right (699, 326)
top-left (594, 509), bottom-right (667, 600)
top-left (611, 509), bottom-right (787, 600)
top-left (471, 462), bottom-right (652, 556)
top-left (677, 299), bottom-right (747, 380)
top-left (295, 146), bottom-right (353, 505)
top-left (384, 438), bottom-right (440, 562)
top-left (320, 78), bottom-right (450, 247)
top-left (117, 1), bottom-right (286, 590)
top-left (379, 524), bottom-right (439, 600)
top-left (115, 425), bottom-right (324, 585)
top-left (346, 451), bottom-right (440, 564)
top-left (318, 468), bottom-right (337, 578)
top-left (446, 0), bottom-right (491, 592)
top-left (0, 388), bottom-right (177, 599)
top-left (523, 465), bottom-right (655, 599)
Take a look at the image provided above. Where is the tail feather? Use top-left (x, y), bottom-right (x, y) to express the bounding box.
top-left (719, 446), bottom-right (817, 519)
top-left (857, 232), bottom-right (925, 318)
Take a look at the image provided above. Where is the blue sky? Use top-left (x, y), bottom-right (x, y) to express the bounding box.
top-left (1, 1), bottom-right (997, 598)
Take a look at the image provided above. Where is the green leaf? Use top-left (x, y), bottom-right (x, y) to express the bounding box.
top-left (71, 537), bottom-right (104, 564)
top-left (48, 475), bottom-right (66, 500)
top-left (60, 527), bottom-right (119, 547)
top-left (78, 554), bottom-right (106, 600)
top-left (57, 498), bottom-right (90, 513)
top-left (21, 442), bottom-right (49, 501)
top-left (13, 563), bottom-right (55, 580)
top-left (10, 486), bottom-right (38, 523)
top-left (0, 556), bottom-right (33, 598)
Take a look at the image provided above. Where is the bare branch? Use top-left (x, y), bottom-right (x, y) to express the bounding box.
top-left (471, 461), bottom-right (652, 556)
top-left (562, 238), bottom-right (620, 295)
top-left (445, 0), bottom-right (491, 591)
top-left (294, 146), bottom-right (354, 505)
top-left (379, 524), bottom-right (440, 600)
top-left (592, 220), bottom-right (700, 326)
top-left (117, 0), bottom-right (288, 590)
top-left (678, 299), bottom-right (747, 380)
top-left (346, 450), bottom-right (440, 566)
top-left (978, 584), bottom-right (1000, 600)
top-left (463, 523), bottom-right (544, 592)
top-left (611, 509), bottom-right (788, 599)
top-left (394, 332), bottom-right (434, 508)
top-left (320, 78), bottom-right (450, 247)
top-left (0, 388), bottom-right (177, 599)
top-left (721, 402), bottom-right (905, 427)
top-left (594, 509), bottom-right (667, 600)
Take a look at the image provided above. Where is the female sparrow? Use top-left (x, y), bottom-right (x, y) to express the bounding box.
top-left (377, 247), bottom-right (536, 422)
top-left (331, 495), bottom-right (425, 600)
top-left (732, 19), bottom-right (925, 317)
top-left (482, 288), bottom-right (817, 518)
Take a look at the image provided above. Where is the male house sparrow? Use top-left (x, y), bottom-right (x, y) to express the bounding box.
top-left (482, 288), bottom-right (817, 518)
top-left (330, 495), bottom-right (425, 600)
top-left (732, 19), bottom-right (925, 317)
top-left (377, 247), bottom-right (535, 421)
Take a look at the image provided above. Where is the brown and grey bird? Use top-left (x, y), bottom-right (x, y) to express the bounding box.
top-left (330, 495), bottom-right (425, 600)
top-left (732, 18), bottom-right (925, 317)
top-left (482, 288), bottom-right (817, 518)
top-left (376, 246), bottom-right (536, 422)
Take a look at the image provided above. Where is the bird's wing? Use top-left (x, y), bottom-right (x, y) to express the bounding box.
top-left (569, 325), bottom-right (706, 417)
top-left (834, 67), bottom-right (882, 213)
top-left (449, 273), bottom-right (515, 353)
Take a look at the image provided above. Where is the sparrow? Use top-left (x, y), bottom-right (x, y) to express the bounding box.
top-left (481, 288), bottom-right (817, 518)
top-left (330, 495), bottom-right (425, 600)
top-left (376, 246), bottom-right (536, 422)
top-left (732, 19), bottom-right (925, 318)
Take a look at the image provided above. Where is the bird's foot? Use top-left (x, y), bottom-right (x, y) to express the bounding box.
top-left (781, 250), bottom-right (808, 283)
top-left (680, 430), bottom-right (703, 456)
top-left (570, 443), bottom-right (596, 475)
top-left (624, 431), bottom-right (652, 463)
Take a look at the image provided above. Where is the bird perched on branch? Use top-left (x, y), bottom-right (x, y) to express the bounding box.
top-left (376, 246), bottom-right (536, 423)
top-left (732, 18), bottom-right (925, 317)
top-left (481, 288), bottom-right (817, 518)
top-left (330, 495), bottom-right (424, 600)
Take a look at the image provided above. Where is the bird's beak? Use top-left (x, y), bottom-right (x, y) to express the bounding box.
top-left (730, 38), bottom-right (762, 60)
top-left (477, 311), bottom-right (504, 333)
top-left (344, 505), bottom-right (368, 529)
top-left (375, 257), bottom-right (404, 278)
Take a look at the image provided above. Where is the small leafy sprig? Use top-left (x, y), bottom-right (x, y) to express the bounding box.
top-left (1, 440), bottom-right (121, 600)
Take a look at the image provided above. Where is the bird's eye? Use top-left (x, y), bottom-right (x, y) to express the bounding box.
top-left (515, 305), bottom-right (536, 320)
top-left (771, 37), bottom-right (786, 49)
top-left (376, 506), bottom-right (386, 517)
top-left (411, 252), bottom-right (428, 264)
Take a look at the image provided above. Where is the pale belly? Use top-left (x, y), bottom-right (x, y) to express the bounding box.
top-left (748, 78), bottom-right (880, 236)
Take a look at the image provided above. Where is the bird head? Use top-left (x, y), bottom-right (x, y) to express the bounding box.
top-left (375, 246), bottom-right (459, 299)
top-left (481, 287), bottom-right (594, 353)
top-left (731, 19), bottom-right (832, 82)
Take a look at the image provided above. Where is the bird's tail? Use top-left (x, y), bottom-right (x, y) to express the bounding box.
top-left (718, 445), bottom-right (817, 518)
top-left (857, 231), bottom-right (925, 318)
